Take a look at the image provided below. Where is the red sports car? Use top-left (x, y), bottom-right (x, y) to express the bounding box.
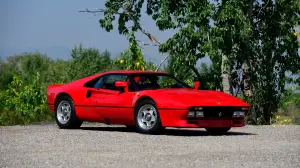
top-left (47, 70), bottom-right (250, 134)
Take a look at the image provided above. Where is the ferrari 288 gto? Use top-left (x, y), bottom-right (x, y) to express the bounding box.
top-left (47, 70), bottom-right (250, 134)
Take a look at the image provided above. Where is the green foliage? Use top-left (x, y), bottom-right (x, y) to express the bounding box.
top-left (97, 0), bottom-right (300, 125)
top-left (0, 73), bottom-right (51, 125)
top-left (0, 60), bottom-right (15, 89)
top-left (17, 52), bottom-right (51, 83)
top-left (244, 0), bottom-right (300, 124)
top-left (0, 46), bottom-right (125, 126)
top-left (47, 59), bottom-right (73, 84)
top-left (198, 63), bottom-right (222, 90)
top-left (112, 33), bottom-right (147, 70)
top-left (70, 44), bottom-right (112, 80)
top-left (272, 88), bottom-right (300, 125)
top-left (163, 54), bottom-right (194, 81)
top-left (164, 56), bottom-right (221, 90)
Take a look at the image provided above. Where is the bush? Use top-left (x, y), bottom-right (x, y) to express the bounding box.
top-left (0, 73), bottom-right (53, 125)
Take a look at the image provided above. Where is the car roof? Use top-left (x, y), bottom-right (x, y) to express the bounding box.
top-left (70, 70), bottom-right (169, 86)
top-left (102, 70), bottom-right (168, 75)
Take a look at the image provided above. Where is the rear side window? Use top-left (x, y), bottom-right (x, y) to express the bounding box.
top-left (84, 76), bottom-right (103, 88)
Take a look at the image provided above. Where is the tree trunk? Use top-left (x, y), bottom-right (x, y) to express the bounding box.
top-left (242, 0), bottom-right (253, 97)
top-left (221, 53), bottom-right (233, 94)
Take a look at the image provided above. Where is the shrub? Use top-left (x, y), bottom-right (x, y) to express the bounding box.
top-left (0, 73), bottom-right (53, 125)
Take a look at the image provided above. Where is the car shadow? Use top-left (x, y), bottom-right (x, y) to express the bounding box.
top-left (79, 126), bottom-right (257, 136)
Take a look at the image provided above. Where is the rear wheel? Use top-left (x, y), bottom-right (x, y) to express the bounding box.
top-left (55, 95), bottom-right (83, 129)
top-left (205, 127), bottom-right (231, 135)
top-left (135, 99), bottom-right (164, 134)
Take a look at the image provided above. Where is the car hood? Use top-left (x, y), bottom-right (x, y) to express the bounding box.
top-left (145, 88), bottom-right (249, 108)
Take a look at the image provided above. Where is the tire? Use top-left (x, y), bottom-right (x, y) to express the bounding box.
top-left (134, 99), bottom-right (164, 134)
top-left (205, 127), bottom-right (231, 135)
top-left (54, 95), bottom-right (83, 129)
top-left (125, 125), bottom-right (136, 131)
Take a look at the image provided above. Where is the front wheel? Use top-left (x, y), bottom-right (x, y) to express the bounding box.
top-left (205, 127), bottom-right (231, 135)
top-left (55, 95), bottom-right (83, 129)
top-left (135, 99), bottom-right (164, 134)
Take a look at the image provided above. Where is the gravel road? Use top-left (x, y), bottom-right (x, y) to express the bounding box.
top-left (1, 123), bottom-right (300, 168)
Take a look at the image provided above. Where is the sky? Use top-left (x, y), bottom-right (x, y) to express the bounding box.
top-left (1, 0), bottom-right (298, 66)
top-left (0, 0), bottom-right (212, 65)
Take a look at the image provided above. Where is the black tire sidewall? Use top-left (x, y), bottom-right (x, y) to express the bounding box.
top-left (134, 99), bottom-right (163, 134)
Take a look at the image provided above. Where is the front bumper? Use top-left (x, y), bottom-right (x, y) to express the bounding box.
top-left (159, 109), bottom-right (245, 128)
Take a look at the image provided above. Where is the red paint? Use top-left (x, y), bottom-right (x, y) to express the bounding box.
top-left (194, 81), bottom-right (200, 90)
top-left (115, 81), bottom-right (128, 92)
top-left (47, 70), bottom-right (250, 128)
top-left (159, 109), bottom-right (245, 127)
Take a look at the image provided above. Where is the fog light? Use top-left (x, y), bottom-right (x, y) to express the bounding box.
top-left (187, 111), bottom-right (195, 117)
top-left (196, 111), bottom-right (204, 117)
top-left (239, 111), bottom-right (245, 117)
top-left (233, 111), bottom-right (245, 117)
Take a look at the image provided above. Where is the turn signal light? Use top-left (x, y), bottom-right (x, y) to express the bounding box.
top-left (242, 107), bottom-right (249, 111)
top-left (190, 107), bottom-right (203, 111)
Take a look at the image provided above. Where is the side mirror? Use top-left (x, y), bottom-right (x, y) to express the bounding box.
top-left (194, 81), bottom-right (200, 90)
top-left (115, 81), bottom-right (128, 92)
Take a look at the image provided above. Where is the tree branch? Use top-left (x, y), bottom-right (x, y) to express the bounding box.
top-left (136, 40), bottom-right (159, 46)
top-left (79, 8), bottom-right (162, 45)
top-left (136, 24), bottom-right (162, 44)
top-left (155, 54), bottom-right (170, 71)
top-left (79, 7), bottom-right (168, 70)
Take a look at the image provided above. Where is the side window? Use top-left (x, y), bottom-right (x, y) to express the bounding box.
top-left (100, 74), bottom-right (128, 91)
top-left (84, 76), bottom-right (103, 88)
top-left (93, 77), bottom-right (104, 88)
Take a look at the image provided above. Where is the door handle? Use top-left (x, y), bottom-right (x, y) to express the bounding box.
top-left (86, 90), bottom-right (92, 98)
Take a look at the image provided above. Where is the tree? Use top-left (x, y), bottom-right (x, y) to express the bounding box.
top-left (244, 0), bottom-right (300, 124)
top-left (210, 0), bottom-right (252, 95)
top-left (17, 52), bottom-right (51, 84)
top-left (82, 0), bottom-right (300, 124)
top-left (80, 0), bottom-right (213, 82)
top-left (0, 59), bottom-right (15, 90)
top-left (70, 44), bottom-right (112, 80)
top-left (112, 32), bottom-right (146, 70)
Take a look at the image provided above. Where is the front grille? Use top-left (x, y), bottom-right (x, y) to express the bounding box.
top-left (201, 106), bottom-right (239, 118)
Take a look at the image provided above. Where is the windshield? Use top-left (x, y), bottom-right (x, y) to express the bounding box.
top-left (129, 73), bottom-right (192, 91)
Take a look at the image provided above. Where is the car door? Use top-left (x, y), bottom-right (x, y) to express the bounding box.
top-left (94, 74), bottom-right (136, 125)
top-left (74, 75), bottom-right (106, 122)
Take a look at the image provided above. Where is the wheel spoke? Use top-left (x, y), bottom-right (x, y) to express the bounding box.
top-left (137, 104), bottom-right (159, 130)
top-left (148, 110), bottom-right (154, 115)
top-left (142, 110), bottom-right (147, 116)
top-left (56, 100), bottom-right (72, 124)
